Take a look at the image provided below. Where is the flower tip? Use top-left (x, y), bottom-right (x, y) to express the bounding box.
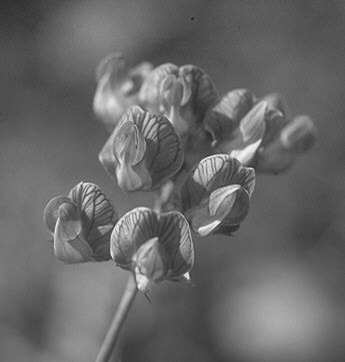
top-left (281, 115), bottom-right (317, 153)
top-left (43, 196), bottom-right (74, 234)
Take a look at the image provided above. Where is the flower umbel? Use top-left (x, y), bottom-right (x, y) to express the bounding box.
top-left (99, 105), bottom-right (184, 192)
top-left (111, 207), bottom-right (194, 292)
top-left (43, 182), bottom-right (117, 263)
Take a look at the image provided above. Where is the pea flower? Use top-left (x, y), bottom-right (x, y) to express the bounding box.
top-left (111, 207), bottom-right (194, 292)
top-left (207, 91), bottom-right (316, 172)
top-left (99, 105), bottom-right (184, 192)
top-left (171, 154), bottom-right (255, 237)
top-left (43, 182), bottom-right (117, 263)
top-left (203, 88), bottom-right (255, 145)
top-left (255, 115), bottom-right (317, 173)
top-left (93, 52), bottom-right (153, 131)
top-left (139, 63), bottom-right (218, 138)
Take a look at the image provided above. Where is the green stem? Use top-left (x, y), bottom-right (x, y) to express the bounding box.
top-left (95, 273), bottom-right (138, 362)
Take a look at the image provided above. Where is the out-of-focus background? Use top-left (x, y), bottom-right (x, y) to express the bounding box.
top-left (1, 1), bottom-right (344, 361)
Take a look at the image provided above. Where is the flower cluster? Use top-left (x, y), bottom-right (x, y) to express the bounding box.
top-left (44, 54), bottom-right (316, 292)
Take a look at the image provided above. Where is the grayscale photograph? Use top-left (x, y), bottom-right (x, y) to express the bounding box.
top-left (0, 1), bottom-right (344, 361)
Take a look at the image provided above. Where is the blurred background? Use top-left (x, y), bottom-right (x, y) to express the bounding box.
top-left (0, 1), bottom-right (344, 361)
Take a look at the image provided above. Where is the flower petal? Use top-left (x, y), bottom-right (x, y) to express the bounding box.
top-left (139, 63), bottom-right (179, 112)
top-left (180, 154), bottom-right (255, 209)
top-left (204, 89), bottom-right (254, 143)
top-left (111, 207), bottom-right (159, 268)
top-left (178, 65), bottom-right (219, 123)
top-left (263, 93), bottom-right (286, 115)
top-left (227, 100), bottom-right (267, 164)
top-left (99, 106), bottom-right (184, 191)
top-left (208, 184), bottom-right (241, 216)
top-left (53, 202), bottom-right (95, 263)
top-left (68, 182), bottom-right (117, 259)
top-left (188, 184), bottom-right (242, 236)
top-left (43, 195), bottom-right (75, 234)
top-left (157, 211), bottom-right (194, 279)
top-left (280, 115), bottom-right (316, 153)
top-left (112, 121), bottom-right (146, 166)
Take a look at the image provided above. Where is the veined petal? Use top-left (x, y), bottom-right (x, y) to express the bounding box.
top-left (189, 184), bottom-right (241, 236)
top-left (240, 100), bottom-right (267, 143)
top-left (112, 121), bottom-right (146, 166)
top-left (43, 195), bottom-right (74, 234)
top-left (68, 182), bottom-right (117, 259)
top-left (230, 138), bottom-right (262, 165)
top-left (208, 184), bottom-right (241, 216)
top-left (127, 106), bottom-right (184, 188)
top-left (111, 207), bottom-right (159, 268)
top-left (139, 63), bottom-right (179, 112)
top-left (158, 211), bottom-right (194, 279)
top-left (133, 237), bottom-right (167, 286)
top-left (100, 106), bottom-right (183, 191)
top-left (204, 89), bottom-right (254, 143)
top-left (180, 154), bottom-right (255, 210)
top-left (53, 203), bottom-right (94, 263)
top-left (225, 101), bottom-right (267, 165)
top-left (116, 161), bottom-right (152, 191)
top-left (111, 207), bottom-right (194, 286)
top-left (178, 65), bottom-right (219, 123)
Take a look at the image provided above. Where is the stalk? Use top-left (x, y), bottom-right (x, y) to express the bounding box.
top-left (95, 273), bottom-right (138, 362)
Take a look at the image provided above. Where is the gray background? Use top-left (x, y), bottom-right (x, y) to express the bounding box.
top-left (0, 1), bottom-right (344, 361)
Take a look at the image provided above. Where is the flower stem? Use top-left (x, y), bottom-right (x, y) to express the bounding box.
top-left (95, 273), bottom-right (138, 362)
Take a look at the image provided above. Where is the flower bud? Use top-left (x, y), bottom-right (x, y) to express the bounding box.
top-left (262, 93), bottom-right (286, 115)
top-left (220, 100), bottom-right (267, 165)
top-left (280, 115), bottom-right (316, 153)
top-left (99, 106), bottom-right (184, 192)
top-left (43, 182), bottom-right (118, 263)
top-left (203, 89), bottom-right (255, 144)
top-left (111, 207), bottom-right (194, 292)
top-left (173, 154), bottom-right (255, 236)
top-left (139, 63), bottom-right (179, 114)
top-left (93, 52), bottom-right (153, 131)
top-left (255, 115), bottom-right (317, 173)
top-left (139, 63), bottom-right (218, 140)
top-left (178, 65), bottom-right (219, 125)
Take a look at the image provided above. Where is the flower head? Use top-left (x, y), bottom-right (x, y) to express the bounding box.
top-left (139, 63), bottom-right (218, 138)
top-left (43, 182), bottom-right (118, 263)
top-left (111, 207), bottom-right (194, 292)
top-left (99, 105), bottom-right (184, 192)
top-left (93, 52), bottom-right (153, 131)
top-left (171, 154), bottom-right (255, 237)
